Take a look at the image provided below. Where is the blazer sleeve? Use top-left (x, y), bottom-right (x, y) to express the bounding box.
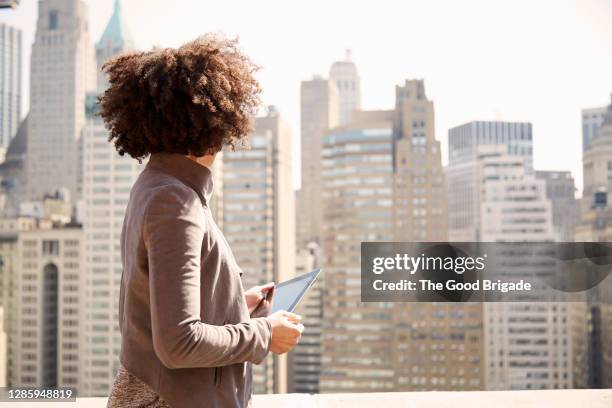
top-left (143, 183), bottom-right (272, 369)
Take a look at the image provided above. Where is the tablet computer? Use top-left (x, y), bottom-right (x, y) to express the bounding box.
top-left (270, 268), bottom-right (321, 313)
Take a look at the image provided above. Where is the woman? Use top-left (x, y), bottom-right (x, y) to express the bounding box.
top-left (101, 35), bottom-right (304, 408)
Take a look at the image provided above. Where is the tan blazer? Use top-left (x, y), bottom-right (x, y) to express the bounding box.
top-left (118, 152), bottom-right (272, 407)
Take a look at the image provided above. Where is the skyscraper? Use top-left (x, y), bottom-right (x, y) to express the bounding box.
top-left (320, 109), bottom-right (397, 392)
top-left (25, 0), bottom-right (95, 203)
top-left (447, 120), bottom-right (534, 241)
top-left (4, 217), bottom-right (83, 389)
top-left (0, 23), bottom-right (22, 155)
top-left (320, 80), bottom-right (482, 392)
top-left (391, 80), bottom-right (482, 392)
top-left (297, 76), bottom-right (338, 248)
top-left (329, 50), bottom-right (361, 126)
top-left (392, 79), bottom-right (447, 242)
top-left (535, 171), bottom-right (578, 242)
top-left (0, 216), bottom-right (36, 386)
top-left (582, 105), bottom-right (608, 152)
top-left (221, 106), bottom-right (295, 394)
top-left (461, 146), bottom-right (573, 390)
top-left (576, 95), bottom-right (612, 388)
top-left (448, 120), bottom-right (533, 169)
top-left (79, 0), bottom-right (140, 396)
top-left (94, 0), bottom-right (134, 91)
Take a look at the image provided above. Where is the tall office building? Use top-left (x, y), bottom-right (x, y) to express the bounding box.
top-left (576, 95), bottom-right (612, 388)
top-left (95, 0), bottom-right (134, 90)
top-left (5, 218), bottom-right (83, 389)
top-left (329, 50), bottom-right (361, 126)
top-left (79, 1), bottom-right (141, 396)
top-left (447, 120), bottom-right (534, 241)
top-left (391, 80), bottom-right (482, 391)
top-left (320, 109), bottom-right (396, 392)
top-left (448, 121), bottom-right (533, 169)
top-left (392, 79), bottom-right (447, 242)
top-left (535, 171), bottom-right (578, 241)
top-left (473, 148), bottom-right (573, 390)
top-left (222, 107), bottom-right (295, 394)
top-left (320, 82), bottom-right (483, 392)
top-left (0, 23), bottom-right (22, 154)
top-left (0, 216), bottom-right (37, 386)
top-left (25, 0), bottom-right (95, 203)
top-left (582, 105), bottom-right (607, 152)
top-left (297, 76), bottom-right (338, 248)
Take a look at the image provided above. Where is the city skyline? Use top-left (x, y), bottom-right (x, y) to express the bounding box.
top-left (2, 0), bottom-right (612, 193)
top-left (0, 0), bottom-right (611, 398)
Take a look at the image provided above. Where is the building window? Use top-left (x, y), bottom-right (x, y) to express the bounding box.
top-left (42, 240), bottom-right (59, 255)
top-left (49, 10), bottom-right (59, 30)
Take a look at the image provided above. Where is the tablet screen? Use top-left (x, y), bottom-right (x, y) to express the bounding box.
top-left (271, 269), bottom-right (320, 313)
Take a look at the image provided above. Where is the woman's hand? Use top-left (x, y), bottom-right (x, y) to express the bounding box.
top-left (266, 310), bottom-right (303, 355)
top-left (245, 282), bottom-right (275, 317)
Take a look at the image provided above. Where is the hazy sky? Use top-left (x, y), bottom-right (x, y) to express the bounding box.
top-left (2, 0), bottom-right (612, 193)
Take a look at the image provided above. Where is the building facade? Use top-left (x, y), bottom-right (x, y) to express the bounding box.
top-left (392, 80), bottom-right (482, 392)
top-left (320, 81), bottom-right (483, 392)
top-left (475, 148), bottom-right (573, 390)
top-left (79, 0), bottom-right (141, 396)
top-left (0, 23), bottom-right (21, 155)
top-left (25, 0), bottom-right (95, 203)
top-left (535, 171), bottom-right (578, 242)
top-left (221, 107), bottom-right (295, 394)
top-left (5, 219), bottom-right (83, 389)
top-left (392, 79), bottom-right (447, 242)
top-left (575, 97), bottom-right (612, 388)
top-left (582, 105), bottom-right (607, 152)
top-left (329, 50), bottom-right (361, 126)
top-left (0, 216), bottom-right (36, 386)
top-left (447, 120), bottom-right (534, 241)
top-left (320, 109), bottom-right (397, 392)
top-left (297, 76), bottom-right (339, 249)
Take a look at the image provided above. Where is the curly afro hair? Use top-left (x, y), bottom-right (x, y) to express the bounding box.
top-left (99, 34), bottom-right (261, 162)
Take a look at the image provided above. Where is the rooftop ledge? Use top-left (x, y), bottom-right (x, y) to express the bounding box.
top-left (7, 390), bottom-right (611, 407)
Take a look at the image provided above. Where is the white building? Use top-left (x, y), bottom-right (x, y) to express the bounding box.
top-left (0, 23), bottom-right (22, 155)
top-left (222, 107), bottom-right (295, 394)
top-left (447, 121), bottom-right (534, 241)
top-left (329, 50), bottom-right (361, 126)
top-left (25, 0), bottom-right (95, 203)
top-left (448, 120), bottom-right (533, 171)
top-left (477, 149), bottom-right (572, 390)
top-left (79, 0), bottom-right (141, 396)
top-left (7, 220), bottom-right (83, 389)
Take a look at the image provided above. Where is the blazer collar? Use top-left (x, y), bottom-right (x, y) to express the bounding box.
top-left (147, 152), bottom-right (214, 206)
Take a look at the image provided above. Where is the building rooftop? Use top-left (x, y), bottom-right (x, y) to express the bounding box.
top-left (96, 0), bottom-right (134, 50)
